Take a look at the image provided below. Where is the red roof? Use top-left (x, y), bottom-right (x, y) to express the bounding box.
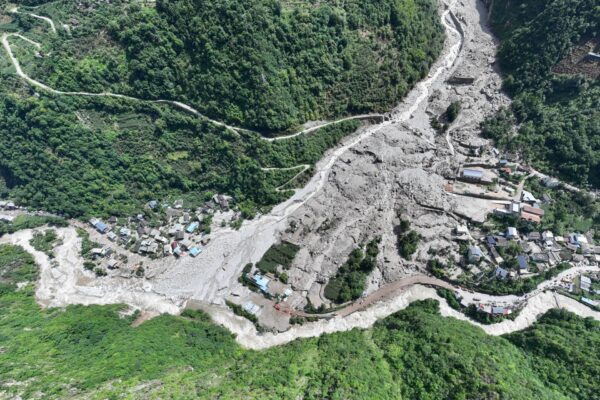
top-left (520, 212), bottom-right (541, 223)
top-left (522, 205), bottom-right (545, 216)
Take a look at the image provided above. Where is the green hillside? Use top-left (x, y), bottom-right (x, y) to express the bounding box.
top-left (1, 243), bottom-right (600, 399)
top-left (484, 0), bottom-right (600, 188)
top-left (0, 0), bottom-right (444, 217)
top-left (21, 0), bottom-right (444, 132)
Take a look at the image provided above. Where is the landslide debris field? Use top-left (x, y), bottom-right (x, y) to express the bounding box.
top-left (1, 0), bottom-right (599, 351)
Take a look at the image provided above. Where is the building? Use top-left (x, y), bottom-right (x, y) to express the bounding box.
top-left (150, 229), bottom-right (161, 238)
top-left (139, 239), bottom-right (158, 254)
top-left (495, 267), bottom-right (509, 280)
top-left (542, 231), bottom-right (554, 240)
top-left (521, 205), bottom-right (545, 216)
top-left (250, 274), bottom-right (271, 293)
top-left (571, 234), bottom-right (589, 247)
top-left (506, 227), bottom-right (518, 239)
top-left (186, 222), bottom-right (199, 234)
top-left (189, 247), bottom-right (202, 257)
top-left (521, 190), bottom-right (538, 203)
top-left (520, 212), bottom-right (541, 224)
top-left (508, 202), bottom-right (520, 214)
top-left (527, 232), bottom-right (541, 241)
top-left (94, 221), bottom-right (109, 234)
top-left (242, 301), bottom-right (261, 315)
top-left (0, 214), bottom-right (14, 222)
top-left (585, 52), bottom-right (600, 62)
top-left (581, 297), bottom-right (598, 307)
top-left (461, 169), bottom-right (484, 182)
top-left (491, 306), bottom-right (511, 316)
top-left (517, 255), bottom-right (528, 274)
top-left (107, 232), bottom-right (118, 242)
top-left (580, 276), bottom-right (592, 292)
top-left (468, 246), bottom-right (483, 263)
top-left (180, 239), bottom-right (193, 250)
top-left (488, 246), bottom-right (504, 264)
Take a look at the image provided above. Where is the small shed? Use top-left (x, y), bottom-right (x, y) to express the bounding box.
top-left (506, 227), bottom-right (518, 239)
top-left (517, 255), bottom-right (528, 273)
top-left (468, 246), bottom-right (483, 263)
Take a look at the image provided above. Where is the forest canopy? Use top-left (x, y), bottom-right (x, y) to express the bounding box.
top-left (31, 0), bottom-right (444, 132)
top-left (0, 0), bottom-right (445, 217)
top-left (2, 248), bottom-right (600, 400)
top-left (487, 0), bottom-right (600, 188)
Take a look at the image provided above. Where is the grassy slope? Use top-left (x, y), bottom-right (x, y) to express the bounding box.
top-left (2, 244), bottom-right (599, 399)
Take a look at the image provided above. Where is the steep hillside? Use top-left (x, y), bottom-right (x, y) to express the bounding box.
top-left (2, 245), bottom-right (597, 399)
top-left (26, 0), bottom-right (444, 132)
top-left (0, 0), bottom-right (444, 216)
top-left (484, 0), bottom-right (600, 188)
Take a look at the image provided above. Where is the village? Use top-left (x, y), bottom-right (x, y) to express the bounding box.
top-left (69, 194), bottom-right (237, 275)
top-left (212, 154), bottom-right (600, 331)
top-left (442, 156), bottom-right (600, 319)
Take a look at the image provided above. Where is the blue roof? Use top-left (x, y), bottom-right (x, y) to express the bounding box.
top-left (495, 267), bottom-right (508, 278)
top-left (463, 169), bottom-right (484, 178)
top-left (186, 222), bottom-right (199, 233)
top-left (253, 274), bottom-right (270, 292)
top-left (469, 246), bottom-right (482, 256)
top-left (492, 306), bottom-right (505, 315)
top-left (486, 236), bottom-right (496, 246)
top-left (189, 247), bottom-right (202, 257)
top-left (517, 255), bottom-right (527, 269)
top-left (95, 222), bottom-right (108, 232)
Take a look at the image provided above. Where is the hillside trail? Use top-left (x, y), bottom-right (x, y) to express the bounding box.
top-left (3, 10), bottom-right (386, 144)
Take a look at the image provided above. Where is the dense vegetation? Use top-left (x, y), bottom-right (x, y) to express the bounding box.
top-left (0, 244), bottom-right (37, 293)
top-left (255, 241), bottom-right (300, 274)
top-left (324, 237), bottom-right (380, 303)
top-left (26, 0), bottom-right (443, 132)
top-left (0, 0), bottom-right (445, 217)
top-left (0, 215), bottom-right (67, 237)
top-left (29, 229), bottom-right (59, 256)
top-left (2, 247), bottom-right (600, 398)
top-left (0, 91), bottom-right (358, 218)
top-left (395, 218), bottom-right (420, 259)
top-left (486, 0), bottom-right (600, 188)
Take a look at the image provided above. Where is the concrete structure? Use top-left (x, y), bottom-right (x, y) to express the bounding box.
top-left (461, 169), bottom-right (484, 182)
top-left (506, 227), bottom-right (518, 239)
top-left (517, 255), bottom-right (528, 273)
top-left (468, 246), bottom-right (483, 263)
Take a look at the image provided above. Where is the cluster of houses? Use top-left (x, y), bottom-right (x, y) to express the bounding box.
top-left (459, 295), bottom-right (514, 317)
top-left (457, 223), bottom-right (599, 280)
top-left (493, 189), bottom-right (549, 224)
top-left (88, 195), bottom-right (234, 260)
top-left (557, 273), bottom-right (600, 309)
